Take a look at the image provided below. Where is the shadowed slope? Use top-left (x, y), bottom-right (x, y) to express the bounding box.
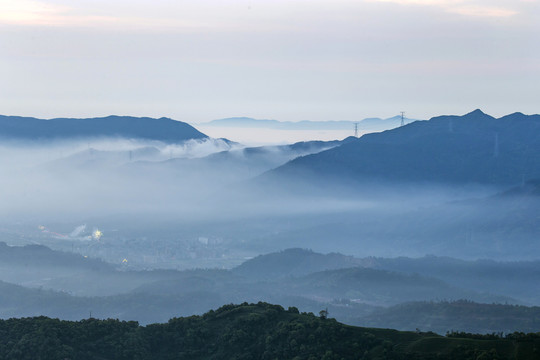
top-left (0, 115), bottom-right (207, 143)
top-left (265, 110), bottom-right (540, 186)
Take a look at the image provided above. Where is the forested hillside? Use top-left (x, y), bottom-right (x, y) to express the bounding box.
top-left (1, 303), bottom-right (539, 359)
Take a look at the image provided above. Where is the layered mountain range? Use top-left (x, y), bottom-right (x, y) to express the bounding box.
top-left (198, 115), bottom-right (420, 131)
top-left (265, 110), bottom-right (540, 186)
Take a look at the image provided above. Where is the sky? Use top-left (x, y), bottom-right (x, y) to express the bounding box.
top-left (1, 0), bottom-right (539, 123)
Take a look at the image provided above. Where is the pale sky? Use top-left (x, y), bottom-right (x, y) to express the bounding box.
top-left (1, 0), bottom-right (539, 122)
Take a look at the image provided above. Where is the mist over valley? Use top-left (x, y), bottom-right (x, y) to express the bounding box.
top-left (1, 111), bottom-right (540, 341)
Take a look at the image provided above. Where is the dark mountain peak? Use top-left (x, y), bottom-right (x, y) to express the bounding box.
top-left (462, 109), bottom-right (494, 120)
top-left (430, 109), bottom-right (494, 124)
top-left (501, 111), bottom-right (525, 119)
top-left (498, 112), bottom-right (540, 122)
top-left (467, 108), bottom-right (485, 115)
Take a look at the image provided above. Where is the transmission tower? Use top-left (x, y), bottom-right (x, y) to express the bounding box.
top-left (400, 111), bottom-right (405, 127)
top-left (354, 122), bottom-right (358, 138)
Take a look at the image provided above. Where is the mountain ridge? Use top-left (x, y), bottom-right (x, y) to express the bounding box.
top-left (2, 302), bottom-right (538, 359)
top-left (0, 115), bottom-right (207, 143)
top-left (198, 115), bottom-right (421, 131)
top-left (262, 110), bottom-right (540, 186)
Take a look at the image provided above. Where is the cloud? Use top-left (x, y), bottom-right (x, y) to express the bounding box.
top-left (448, 5), bottom-right (518, 17)
top-left (0, 0), bottom-right (67, 25)
top-left (0, 0), bottom-right (128, 27)
top-left (368, 0), bottom-right (451, 4)
top-left (0, 0), bottom-right (521, 33)
top-left (367, 0), bottom-right (519, 18)
top-left (0, 0), bottom-right (211, 30)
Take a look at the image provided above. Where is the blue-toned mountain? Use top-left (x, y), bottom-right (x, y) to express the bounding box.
top-left (200, 115), bottom-right (420, 131)
top-left (266, 110), bottom-right (540, 186)
top-left (0, 115), bottom-right (207, 143)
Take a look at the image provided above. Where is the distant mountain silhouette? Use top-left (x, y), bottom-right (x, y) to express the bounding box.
top-left (200, 116), bottom-right (420, 131)
top-left (265, 110), bottom-right (540, 186)
top-left (0, 241), bottom-right (113, 271)
top-left (358, 300), bottom-right (540, 334)
top-left (233, 248), bottom-right (364, 280)
top-left (125, 138), bottom-right (356, 188)
top-left (194, 137), bottom-right (357, 174)
top-left (0, 243), bottom-right (526, 324)
top-left (0, 115), bottom-right (207, 143)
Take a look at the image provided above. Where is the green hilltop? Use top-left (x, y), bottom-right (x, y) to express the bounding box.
top-left (1, 302), bottom-right (538, 360)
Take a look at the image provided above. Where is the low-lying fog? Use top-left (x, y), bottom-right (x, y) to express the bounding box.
top-left (0, 136), bottom-right (536, 269)
top-left (195, 125), bottom-right (358, 145)
top-left (2, 135), bottom-right (540, 334)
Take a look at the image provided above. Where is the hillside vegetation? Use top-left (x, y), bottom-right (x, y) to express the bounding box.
top-left (1, 302), bottom-right (539, 360)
